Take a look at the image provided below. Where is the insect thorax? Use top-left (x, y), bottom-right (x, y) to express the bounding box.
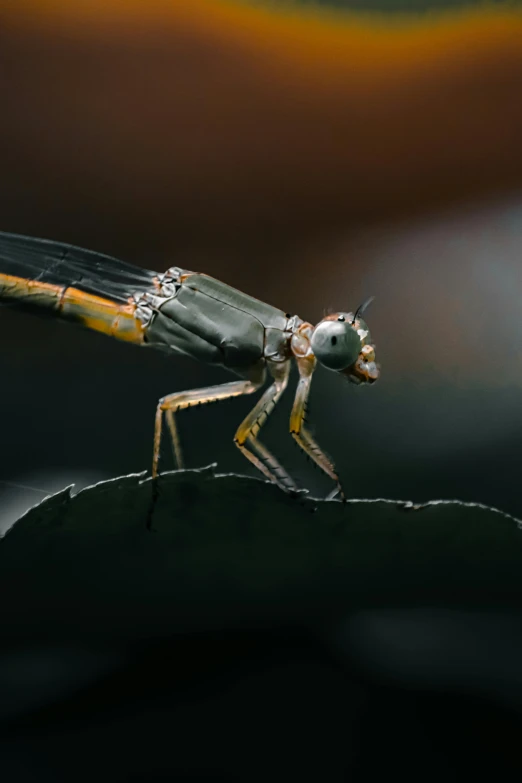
top-left (131, 267), bottom-right (299, 371)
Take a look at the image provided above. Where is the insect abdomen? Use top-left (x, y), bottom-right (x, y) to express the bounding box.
top-left (0, 273), bottom-right (145, 344)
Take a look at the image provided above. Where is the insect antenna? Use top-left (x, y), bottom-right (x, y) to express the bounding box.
top-left (351, 296), bottom-right (375, 324)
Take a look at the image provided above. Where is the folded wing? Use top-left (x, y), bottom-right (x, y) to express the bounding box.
top-left (0, 231), bottom-right (159, 344)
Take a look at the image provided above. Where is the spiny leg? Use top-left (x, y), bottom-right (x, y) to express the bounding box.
top-left (152, 377), bottom-right (262, 478)
top-left (234, 360), bottom-right (298, 494)
top-left (290, 355), bottom-right (345, 500)
top-left (246, 434), bottom-right (297, 492)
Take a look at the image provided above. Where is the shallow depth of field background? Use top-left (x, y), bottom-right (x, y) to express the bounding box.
top-left (2, 4), bottom-right (522, 782)
top-left (0, 0), bottom-right (522, 529)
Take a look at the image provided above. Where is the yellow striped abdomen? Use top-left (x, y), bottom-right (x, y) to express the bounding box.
top-left (0, 272), bottom-right (145, 344)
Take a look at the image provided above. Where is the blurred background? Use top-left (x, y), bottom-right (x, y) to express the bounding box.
top-left (1, 1), bottom-right (522, 781)
top-left (1, 0), bottom-right (522, 528)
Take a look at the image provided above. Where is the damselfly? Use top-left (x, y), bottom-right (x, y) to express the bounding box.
top-left (0, 232), bottom-right (379, 499)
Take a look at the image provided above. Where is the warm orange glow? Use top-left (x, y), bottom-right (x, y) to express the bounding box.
top-left (3, 0), bottom-right (522, 65)
top-left (1, 1), bottom-right (521, 247)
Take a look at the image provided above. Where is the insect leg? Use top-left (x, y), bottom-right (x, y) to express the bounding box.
top-left (234, 361), bottom-right (298, 493)
top-left (290, 356), bottom-right (345, 500)
top-left (165, 410), bottom-right (184, 469)
top-left (152, 377), bottom-right (263, 478)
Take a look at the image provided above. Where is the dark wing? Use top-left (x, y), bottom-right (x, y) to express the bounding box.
top-left (0, 231), bottom-right (157, 304)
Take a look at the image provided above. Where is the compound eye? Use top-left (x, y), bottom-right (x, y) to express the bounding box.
top-left (337, 315), bottom-right (345, 322)
top-left (310, 319), bottom-right (362, 371)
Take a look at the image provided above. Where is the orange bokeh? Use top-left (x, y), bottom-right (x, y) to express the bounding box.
top-left (0, 0), bottom-right (521, 248)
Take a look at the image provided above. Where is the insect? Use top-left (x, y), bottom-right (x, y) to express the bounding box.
top-left (0, 231), bottom-right (379, 499)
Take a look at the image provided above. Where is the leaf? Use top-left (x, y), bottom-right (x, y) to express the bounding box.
top-left (1, 467), bottom-right (521, 648)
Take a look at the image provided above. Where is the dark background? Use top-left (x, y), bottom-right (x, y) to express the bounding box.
top-left (1, 2), bottom-right (522, 779)
top-left (1, 0), bottom-right (522, 527)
